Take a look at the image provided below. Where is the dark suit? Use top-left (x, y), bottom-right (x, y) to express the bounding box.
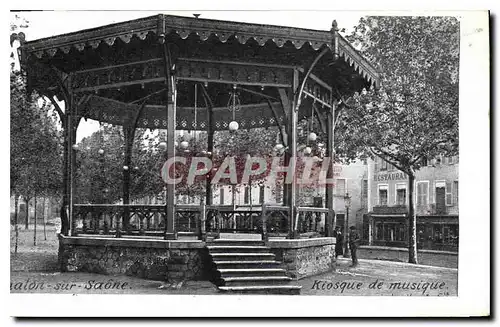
top-left (334, 232), bottom-right (344, 257)
top-left (349, 230), bottom-right (361, 266)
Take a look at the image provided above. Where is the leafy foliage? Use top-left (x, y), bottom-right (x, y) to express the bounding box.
top-left (10, 70), bottom-right (63, 200)
top-left (337, 16), bottom-right (459, 170)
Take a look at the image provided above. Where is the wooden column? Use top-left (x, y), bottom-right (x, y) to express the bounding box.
top-left (164, 93), bottom-right (176, 239)
top-left (288, 69), bottom-right (299, 239)
top-left (122, 126), bottom-right (135, 233)
top-left (60, 114), bottom-right (70, 236)
top-left (67, 74), bottom-right (77, 236)
top-left (206, 97), bottom-right (214, 206)
top-left (158, 17), bottom-right (177, 239)
top-left (325, 101), bottom-right (336, 237)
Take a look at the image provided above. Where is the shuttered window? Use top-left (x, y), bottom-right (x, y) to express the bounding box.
top-left (453, 181), bottom-right (459, 205)
top-left (446, 181), bottom-right (453, 206)
top-left (259, 185), bottom-right (265, 204)
top-left (416, 181), bottom-right (429, 206)
top-left (378, 184), bottom-right (388, 206)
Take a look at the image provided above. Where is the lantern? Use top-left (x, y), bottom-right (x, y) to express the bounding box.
top-left (229, 121), bottom-right (239, 131)
top-left (275, 144), bottom-right (284, 151)
top-left (72, 144), bottom-right (79, 150)
top-left (158, 141), bottom-right (167, 151)
top-left (123, 165), bottom-right (129, 171)
top-left (304, 146), bottom-right (312, 155)
top-left (180, 141), bottom-right (189, 149)
top-left (308, 132), bottom-right (317, 142)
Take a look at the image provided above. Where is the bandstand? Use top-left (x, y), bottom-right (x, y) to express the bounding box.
top-left (18, 14), bottom-right (379, 289)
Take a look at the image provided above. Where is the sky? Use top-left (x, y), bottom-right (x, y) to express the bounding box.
top-left (10, 10), bottom-right (365, 142)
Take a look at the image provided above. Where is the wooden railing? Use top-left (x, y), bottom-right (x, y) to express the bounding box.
top-left (205, 205), bottom-right (262, 234)
top-left (72, 204), bottom-right (204, 239)
top-left (295, 206), bottom-right (330, 238)
top-left (71, 203), bottom-right (333, 241)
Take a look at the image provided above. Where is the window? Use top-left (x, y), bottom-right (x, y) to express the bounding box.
top-left (416, 181), bottom-right (429, 206)
top-left (381, 159), bottom-right (388, 171)
top-left (421, 157), bottom-right (428, 167)
top-left (445, 181), bottom-right (453, 206)
top-left (375, 222), bottom-right (383, 240)
top-left (259, 185), bottom-right (265, 204)
top-left (378, 184), bottom-right (388, 206)
top-left (220, 188), bottom-right (225, 205)
top-left (435, 181), bottom-right (446, 213)
top-left (453, 181), bottom-right (459, 205)
top-left (336, 179), bottom-right (346, 196)
top-left (443, 225), bottom-right (459, 245)
top-left (244, 186), bottom-right (250, 204)
top-left (396, 183), bottom-right (407, 205)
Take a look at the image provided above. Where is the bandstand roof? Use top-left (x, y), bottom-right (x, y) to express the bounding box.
top-left (18, 14), bottom-right (379, 131)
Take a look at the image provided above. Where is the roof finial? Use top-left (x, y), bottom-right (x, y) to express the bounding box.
top-left (331, 20), bottom-right (339, 33)
top-left (331, 20), bottom-right (340, 62)
top-left (193, 14), bottom-right (201, 19)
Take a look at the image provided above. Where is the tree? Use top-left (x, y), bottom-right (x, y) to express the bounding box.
top-left (336, 16), bottom-right (459, 264)
top-left (11, 70), bottom-right (63, 247)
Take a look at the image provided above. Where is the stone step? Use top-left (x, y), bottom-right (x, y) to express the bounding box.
top-left (214, 260), bottom-right (281, 269)
top-left (210, 253), bottom-right (276, 261)
top-left (218, 268), bottom-right (287, 277)
top-left (221, 276), bottom-right (293, 286)
top-left (218, 285), bottom-right (302, 295)
top-left (213, 239), bottom-right (265, 246)
top-left (207, 245), bottom-right (271, 253)
top-left (219, 233), bottom-right (262, 240)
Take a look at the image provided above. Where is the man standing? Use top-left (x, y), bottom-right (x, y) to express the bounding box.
top-left (349, 226), bottom-right (361, 267)
top-left (334, 226), bottom-right (344, 259)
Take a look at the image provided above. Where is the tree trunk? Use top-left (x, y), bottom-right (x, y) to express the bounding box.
top-left (33, 196), bottom-right (37, 246)
top-left (408, 170), bottom-right (418, 264)
top-left (14, 194), bottom-right (19, 254)
top-left (24, 197), bottom-right (30, 229)
top-left (43, 197), bottom-right (47, 241)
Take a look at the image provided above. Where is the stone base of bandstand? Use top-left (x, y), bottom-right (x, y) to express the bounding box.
top-left (268, 238), bottom-right (337, 280)
top-left (58, 235), bottom-right (211, 282)
top-left (58, 235), bottom-right (337, 282)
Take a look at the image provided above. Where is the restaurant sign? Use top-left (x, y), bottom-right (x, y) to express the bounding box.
top-left (374, 172), bottom-right (407, 181)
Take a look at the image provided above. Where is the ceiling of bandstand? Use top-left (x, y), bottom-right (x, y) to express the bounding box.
top-left (20, 14), bottom-right (379, 130)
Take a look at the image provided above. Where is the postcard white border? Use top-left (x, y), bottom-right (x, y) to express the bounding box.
top-left (2, 0), bottom-right (492, 320)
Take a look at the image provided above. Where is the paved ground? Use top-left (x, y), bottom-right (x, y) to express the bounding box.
top-left (11, 225), bottom-right (457, 296)
top-left (299, 258), bottom-right (457, 296)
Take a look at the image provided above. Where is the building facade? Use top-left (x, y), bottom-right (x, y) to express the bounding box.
top-left (366, 156), bottom-right (459, 251)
